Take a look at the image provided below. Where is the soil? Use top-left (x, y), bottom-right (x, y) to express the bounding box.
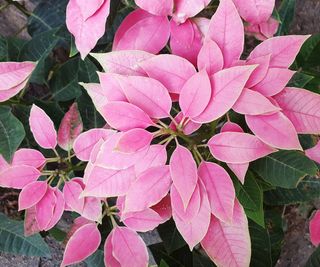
top-left (0, 0), bottom-right (320, 266)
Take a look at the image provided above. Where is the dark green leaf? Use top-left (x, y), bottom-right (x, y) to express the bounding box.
top-left (288, 72), bottom-right (314, 88)
top-left (48, 227), bottom-right (66, 242)
top-left (249, 220), bottom-right (272, 267)
top-left (264, 177), bottom-right (320, 205)
top-left (159, 259), bottom-right (170, 267)
top-left (85, 249), bottom-right (105, 267)
top-left (251, 151), bottom-right (318, 189)
top-left (193, 252), bottom-right (216, 267)
top-left (0, 213), bottom-right (50, 257)
top-left (276, 0), bottom-right (296, 35)
top-left (28, 0), bottom-right (68, 36)
top-left (0, 106), bottom-right (25, 161)
top-left (297, 34), bottom-right (320, 69)
top-left (306, 247), bottom-right (320, 267)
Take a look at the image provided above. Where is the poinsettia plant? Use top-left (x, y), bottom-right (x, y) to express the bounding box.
top-left (0, 0), bottom-right (320, 266)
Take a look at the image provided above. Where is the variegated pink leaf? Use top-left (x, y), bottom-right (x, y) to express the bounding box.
top-left (104, 231), bottom-right (121, 267)
top-left (29, 104), bottom-right (57, 149)
top-left (172, 180), bottom-right (211, 250)
top-left (245, 54), bottom-right (271, 88)
top-left (0, 155), bottom-right (9, 171)
top-left (61, 223), bottom-right (101, 267)
top-left (201, 200), bottom-right (251, 267)
top-left (35, 187), bottom-right (56, 230)
top-left (113, 9), bottom-right (170, 54)
top-left (66, 0), bottom-right (110, 59)
top-left (170, 19), bottom-right (202, 66)
top-left (12, 148), bottom-right (46, 169)
top-left (179, 70), bottom-right (211, 119)
top-left (123, 76), bottom-right (172, 118)
top-left (170, 144), bottom-right (198, 209)
top-left (233, 0), bottom-right (275, 24)
top-left (172, 0), bottom-right (211, 23)
top-left (246, 112), bottom-right (302, 150)
top-left (198, 161), bottom-right (235, 223)
top-left (193, 17), bottom-right (210, 37)
top-left (310, 210), bottom-right (320, 246)
top-left (193, 65), bottom-right (256, 123)
top-left (116, 129), bottom-right (153, 154)
top-left (63, 180), bottom-right (85, 214)
top-left (82, 165), bottom-right (135, 197)
top-left (45, 188), bottom-right (65, 230)
top-left (24, 206), bottom-right (41, 237)
top-left (80, 83), bottom-right (109, 113)
top-left (306, 141), bottom-right (320, 164)
top-left (248, 35), bottom-right (311, 68)
top-left (208, 132), bottom-right (276, 164)
top-left (98, 72), bottom-right (127, 102)
top-left (139, 54), bottom-right (196, 94)
top-left (109, 227), bottom-right (149, 267)
top-left (82, 197), bottom-right (102, 222)
top-left (124, 166), bottom-right (171, 213)
top-left (135, 0), bottom-right (173, 16)
top-left (135, 144), bottom-right (167, 175)
top-left (233, 88), bottom-right (280, 115)
top-left (0, 61), bottom-right (36, 91)
top-left (259, 17), bottom-right (280, 39)
top-left (0, 165), bottom-right (40, 189)
top-left (251, 68), bottom-right (295, 96)
top-left (0, 79), bottom-right (29, 102)
top-left (151, 195), bottom-right (172, 222)
top-left (91, 50), bottom-right (154, 76)
top-left (58, 103), bottom-right (83, 151)
top-left (273, 87), bottom-right (320, 134)
top-left (101, 101), bottom-right (154, 131)
top-left (221, 121), bottom-right (244, 133)
top-left (208, 0), bottom-right (244, 67)
top-left (197, 38), bottom-right (224, 75)
top-left (18, 181), bottom-right (47, 211)
top-left (73, 128), bottom-right (115, 161)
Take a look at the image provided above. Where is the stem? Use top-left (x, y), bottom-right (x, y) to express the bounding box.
top-left (53, 148), bottom-right (60, 160)
top-left (169, 115), bottom-right (178, 127)
top-left (158, 120), bottom-right (169, 129)
top-left (46, 157), bottom-right (60, 163)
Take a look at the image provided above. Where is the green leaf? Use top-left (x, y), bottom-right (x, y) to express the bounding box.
top-left (249, 220), bottom-right (272, 267)
top-left (85, 249), bottom-right (105, 267)
top-left (288, 72), bottom-right (314, 88)
top-left (264, 177), bottom-right (320, 205)
top-left (28, 0), bottom-right (68, 36)
top-left (306, 247), bottom-right (320, 267)
top-left (234, 172), bottom-right (265, 227)
top-left (0, 106), bottom-right (25, 161)
top-left (297, 34), bottom-right (320, 69)
top-left (159, 259), bottom-right (170, 267)
top-left (0, 213), bottom-right (50, 257)
top-left (193, 252), bottom-right (216, 267)
top-left (251, 151), bottom-right (318, 189)
top-left (19, 29), bottom-right (60, 84)
top-left (48, 227), bottom-right (66, 242)
top-left (276, 0), bottom-right (296, 35)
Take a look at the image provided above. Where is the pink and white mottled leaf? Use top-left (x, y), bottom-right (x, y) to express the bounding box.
top-left (0, 61), bottom-right (36, 91)
top-left (208, 132), bottom-right (276, 164)
top-left (193, 17), bottom-right (210, 37)
top-left (194, 65), bottom-right (256, 123)
top-left (248, 35), bottom-right (311, 68)
top-left (63, 180), bottom-right (85, 214)
top-left (101, 101), bottom-right (153, 131)
top-left (259, 17), bottom-right (280, 39)
top-left (197, 38), bottom-right (224, 75)
top-left (198, 161), bottom-right (235, 223)
top-left (82, 165), bottom-right (135, 197)
top-left (172, 0), bottom-right (211, 23)
top-left (80, 83), bottom-right (109, 113)
top-left (45, 188), bottom-right (65, 230)
top-left (75, 0), bottom-right (104, 20)
top-left (233, 88), bottom-right (280, 115)
top-left (151, 195), bottom-right (172, 222)
top-left (91, 50), bottom-right (154, 76)
top-left (35, 187), bottom-right (56, 230)
top-left (0, 165), bottom-right (40, 189)
top-left (170, 145), bottom-right (198, 209)
top-left (113, 9), bottom-right (170, 54)
top-left (29, 104), bottom-right (57, 149)
top-left (58, 103), bottom-right (83, 151)
top-left (12, 148), bottom-right (46, 169)
top-left (110, 227), bottom-right (149, 267)
top-left (24, 206), bottom-right (41, 237)
top-left (273, 87), bottom-right (320, 134)
top-left (73, 128), bottom-right (115, 161)
top-left (98, 72), bottom-right (127, 102)
top-left (252, 68), bottom-right (295, 96)
top-left (201, 200), bottom-right (251, 267)
top-left (208, 0), bottom-right (244, 67)
top-left (18, 181), bottom-right (47, 211)
top-left (61, 223), bottom-right (101, 267)
top-left (66, 0), bottom-right (110, 59)
top-left (233, 0), bottom-right (275, 24)
top-left (123, 76), bottom-right (172, 118)
top-left (139, 54), bottom-right (196, 94)
top-left (246, 112), bottom-right (302, 150)
top-left (0, 155), bottom-right (9, 171)
top-left (245, 54), bottom-right (271, 88)
top-left (104, 232), bottom-right (121, 267)
top-left (172, 180), bottom-right (211, 250)
top-left (82, 197), bottom-right (102, 222)
top-left (179, 70), bottom-right (211, 118)
top-left (135, 0), bottom-right (173, 16)
top-left (310, 210), bottom-right (320, 246)
top-left (135, 145), bottom-right (167, 175)
top-left (116, 129), bottom-right (153, 154)
top-left (124, 166), bottom-right (171, 213)
top-left (306, 141), bottom-right (320, 164)
top-left (221, 121), bottom-right (244, 133)
top-left (170, 19), bottom-right (202, 66)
